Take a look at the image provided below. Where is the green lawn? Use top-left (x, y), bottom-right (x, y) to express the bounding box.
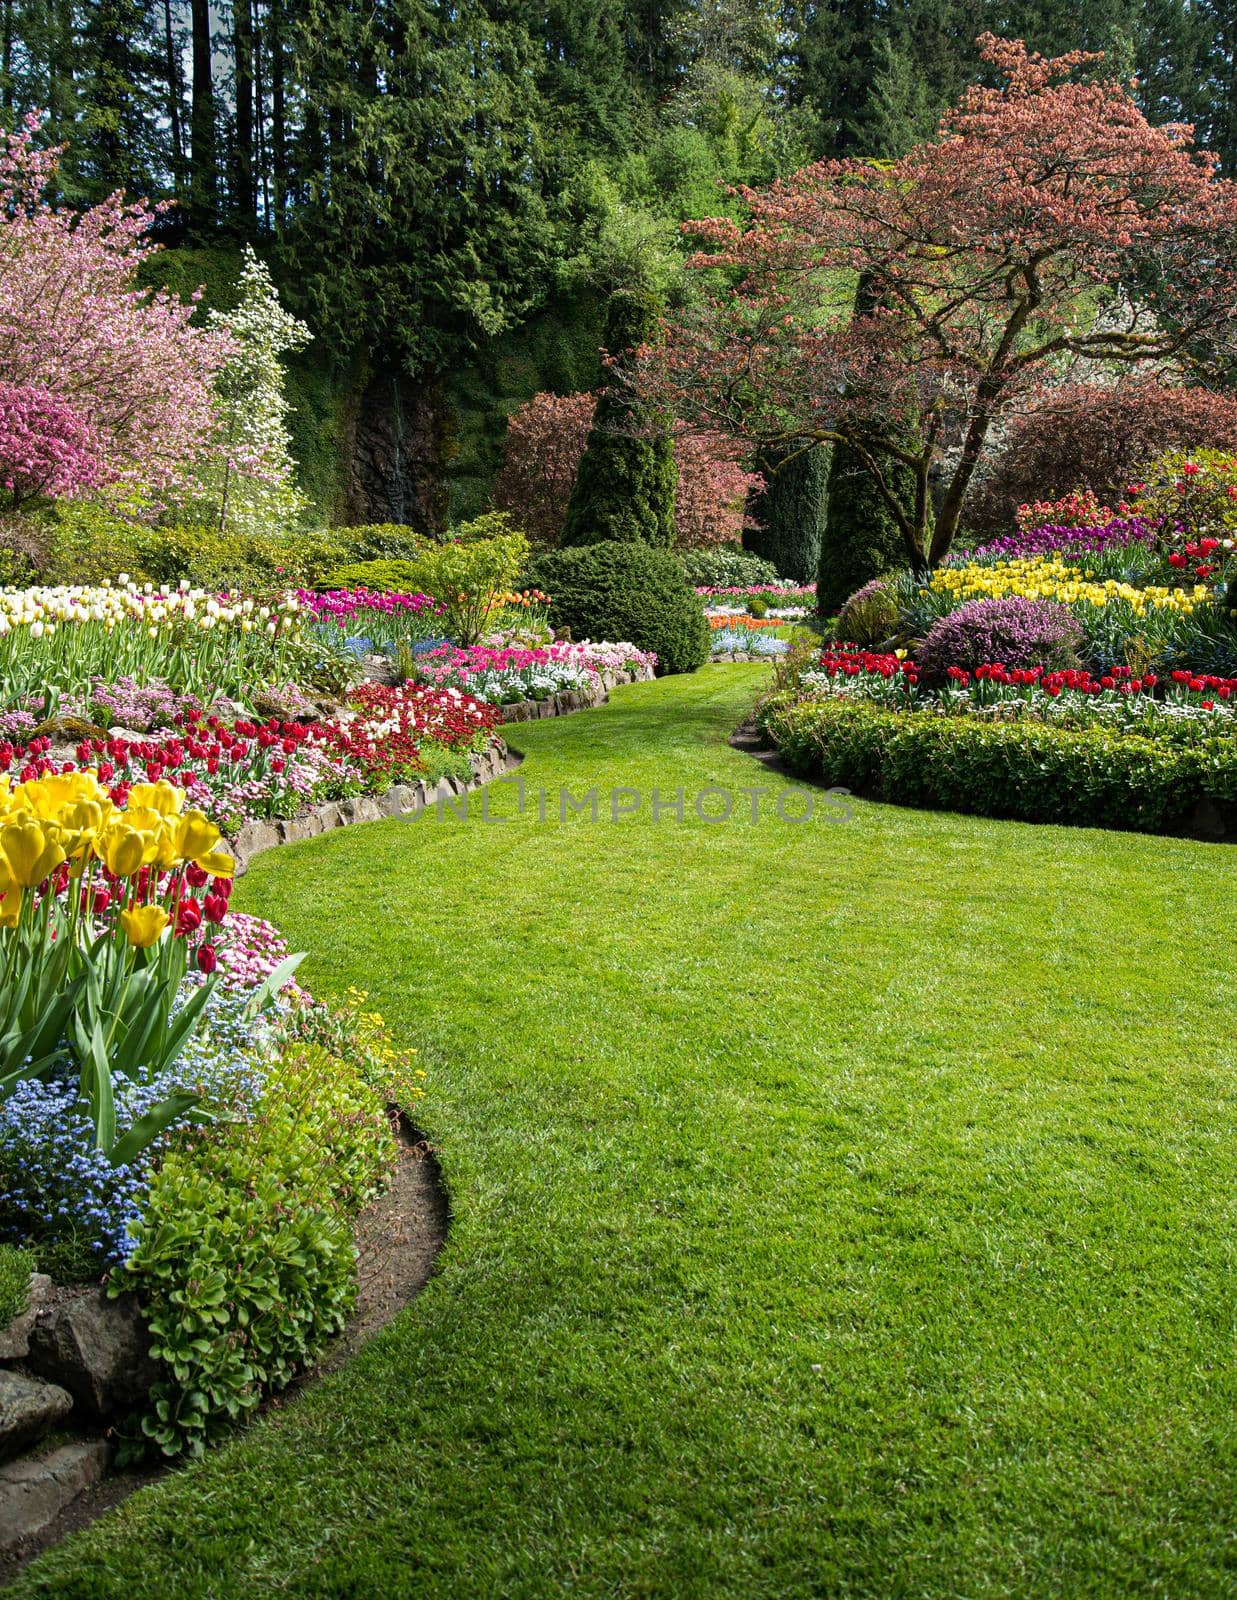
top-left (16, 667), bottom-right (1235, 1599)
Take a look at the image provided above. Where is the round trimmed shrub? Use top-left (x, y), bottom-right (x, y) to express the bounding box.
top-left (916, 597), bottom-right (1083, 682)
top-left (836, 577), bottom-right (900, 646)
top-left (317, 559), bottom-right (424, 593)
top-left (529, 542), bottom-right (709, 675)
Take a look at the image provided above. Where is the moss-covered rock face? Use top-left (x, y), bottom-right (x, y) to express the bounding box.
top-left (530, 542), bottom-right (709, 675)
top-left (139, 252), bottom-right (603, 534)
top-left (444, 291), bottom-right (607, 524)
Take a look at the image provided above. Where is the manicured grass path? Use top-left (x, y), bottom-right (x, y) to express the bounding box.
top-left (16, 668), bottom-right (1235, 1598)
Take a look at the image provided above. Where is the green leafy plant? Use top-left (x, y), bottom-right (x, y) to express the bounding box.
top-left (0, 1242), bottom-right (31, 1327)
top-left (113, 1038), bottom-right (398, 1458)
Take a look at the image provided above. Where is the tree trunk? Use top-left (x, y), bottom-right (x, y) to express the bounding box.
top-left (233, 0), bottom-right (256, 224)
top-left (163, 0), bottom-right (186, 210)
top-left (189, 0), bottom-right (216, 231)
top-left (2, 0), bottom-right (13, 113)
top-left (270, 0), bottom-right (287, 230)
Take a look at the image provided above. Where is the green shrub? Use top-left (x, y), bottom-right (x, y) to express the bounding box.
top-left (0, 1243), bottom-right (31, 1327)
top-left (560, 288), bottom-right (676, 548)
top-left (745, 443), bottom-right (828, 582)
top-left (40, 502), bottom-right (430, 591)
top-left (835, 577), bottom-right (901, 646)
top-left (407, 531), bottom-right (529, 645)
top-left (336, 524), bottom-right (433, 563)
top-left (679, 544), bottom-right (781, 589)
top-left (40, 501), bottom-right (151, 584)
top-left (112, 1040), bottom-right (397, 1459)
top-left (530, 542), bottom-right (709, 675)
top-left (318, 559), bottom-right (428, 594)
top-left (760, 696), bottom-right (1228, 835)
top-left (747, 595), bottom-right (769, 618)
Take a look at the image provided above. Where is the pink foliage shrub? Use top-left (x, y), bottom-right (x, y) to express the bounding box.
top-left (0, 382), bottom-right (104, 507)
top-left (494, 391), bottom-right (760, 548)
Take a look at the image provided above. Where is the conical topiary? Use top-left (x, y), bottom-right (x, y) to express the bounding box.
top-left (560, 288), bottom-right (676, 548)
top-left (743, 442), bottom-right (829, 582)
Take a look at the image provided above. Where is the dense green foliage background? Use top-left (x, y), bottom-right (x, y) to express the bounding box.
top-left (7, 2), bottom-right (1236, 523)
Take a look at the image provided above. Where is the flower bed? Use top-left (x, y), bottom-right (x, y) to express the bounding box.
top-left (0, 683), bottom-right (502, 834)
top-left (0, 775), bottom-right (420, 1460)
top-left (410, 640), bottom-right (656, 704)
top-left (0, 583), bottom-right (316, 714)
top-left (760, 693), bottom-right (1237, 836)
top-left (710, 626), bottom-right (790, 658)
top-left (297, 587), bottom-right (446, 652)
top-left (799, 646), bottom-right (1237, 742)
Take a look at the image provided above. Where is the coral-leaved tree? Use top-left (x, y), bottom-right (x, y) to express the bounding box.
top-left (495, 391), bottom-right (760, 548)
top-left (0, 116), bottom-right (229, 497)
top-left (639, 35), bottom-right (1237, 572)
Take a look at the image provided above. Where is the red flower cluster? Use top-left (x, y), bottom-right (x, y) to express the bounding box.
top-left (1166, 535), bottom-right (1223, 580)
top-left (321, 683), bottom-right (499, 785)
top-left (58, 711), bottom-right (318, 793)
top-left (819, 647), bottom-right (919, 684)
top-left (953, 663), bottom-right (1237, 703)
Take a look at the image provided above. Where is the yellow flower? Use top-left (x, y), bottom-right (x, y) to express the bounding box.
top-left (174, 810), bottom-right (223, 864)
top-left (194, 848), bottom-right (236, 879)
top-left (0, 819), bottom-right (66, 889)
top-left (0, 890), bottom-right (19, 929)
top-left (126, 780), bottom-right (185, 817)
top-left (98, 824), bottom-right (154, 878)
top-left (119, 903), bottom-right (170, 948)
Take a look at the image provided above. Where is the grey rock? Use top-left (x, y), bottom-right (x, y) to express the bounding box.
top-left (28, 1291), bottom-right (156, 1421)
top-left (0, 1440), bottom-right (109, 1549)
top-left (316, 801), bottom-right (343, 830)
top-left (0, 1372), bottom-right (71, 1460)
top-left (235, 820), bottom-right (280, 860)
top-left (0, 1274), bottom-right (53, 1362)
top-left (385, 784), bottom-right (418, 817)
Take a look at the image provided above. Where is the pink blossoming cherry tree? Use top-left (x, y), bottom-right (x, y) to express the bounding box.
top-left (0, 114), bottom-right (230, 499)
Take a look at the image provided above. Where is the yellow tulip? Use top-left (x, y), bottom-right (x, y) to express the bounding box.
top-left (175, 811), bottom-right (223, 864)
top-left (119, 903), bottom-right (169, 948)
top-left (98, 825), bottom-right (152, 878)
top-left (0, 890), bottom-right (19, 929)
top-left (194, 848), bottom-right (236, 880)
top-left (0, 820), bottom-right (66, 889)
top-left (126, 781), bottom-right (185, 817)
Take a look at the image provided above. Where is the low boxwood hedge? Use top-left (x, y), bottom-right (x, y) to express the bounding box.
top-left (760, 696), bottom-right (1237, 835)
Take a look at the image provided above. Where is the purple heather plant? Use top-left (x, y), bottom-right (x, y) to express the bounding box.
top-left (916, 596), bottom-right (1084, 682)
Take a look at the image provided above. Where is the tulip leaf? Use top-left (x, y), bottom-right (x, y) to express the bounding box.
top-left (108, 1090), bottom-right (200, 1168)
top-left (243, 952), bottom-right (306, 1019)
